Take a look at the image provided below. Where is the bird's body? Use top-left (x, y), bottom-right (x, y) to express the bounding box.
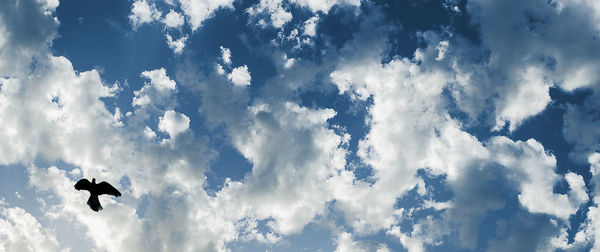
top-left (74, 178), bottom-right (121, 212)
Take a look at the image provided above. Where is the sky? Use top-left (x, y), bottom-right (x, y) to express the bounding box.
top-left (1, 0), bottom-right (600, 251)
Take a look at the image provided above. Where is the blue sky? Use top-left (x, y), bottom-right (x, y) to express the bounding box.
top-left (1, 0), bottom-right (600, 251)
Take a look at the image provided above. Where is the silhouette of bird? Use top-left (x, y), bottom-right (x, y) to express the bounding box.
top-left (74, 178), bottom-right (121, 212)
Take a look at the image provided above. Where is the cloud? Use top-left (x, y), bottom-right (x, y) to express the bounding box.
top-left (177, 0), bottom-right (234, 31)
top-left (226, 102), bottom-right (347, 235)
top-left (219, 46), bottom-right (232, 65)
top-left (129, 0), bottom-right (162, 27)
top-left (247, 0), bottom-right (293, 28)
top-left (0, 0), bottom-right (58, 75)
top-left (329, 12), bottom-right (590, 250)
top-left (227, 65), bottom-right (252, 86)
top-left (0, 3), bottom-right (227, 250)
top-left (4, 0), bottom-right (600, 250)
top-left (188, 59), bottom-right (349, 237)
top-left (444, 0), bottom-right (600, 131)
top-left (388, 216), bottom-right (449, 252)
top-left (133, 68), bottom-right (176, 107)
top-left (329, 23), bottom-right (453, 234)
top-left (165, 34), bottom-right (188, 54)
top-left (0, 55), bottom-right (120, 171)
top-left (565, 154), bottom-right (600, 250)
top-left (247, 0), bottom-right (359, 29)
top-left (303, 14), bottom-right (319, 37)
top-left (291, 0), bottom-right (360, 13)
top-left (162, 9), bottom-right (184, 28)
top-left (158, 110), bottom-right (190, 138)
top-left (562, 87), bottom-right (600, 161)
top-left (0, 206), bottom-right (60, 252)
top-left (141, 68), bottom-right (177, 91)
top-left (334, 232), bottom-right (390, 252)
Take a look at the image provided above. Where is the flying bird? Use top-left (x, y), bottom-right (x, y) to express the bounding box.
top-left (74, 178), bottom-right (121, 212)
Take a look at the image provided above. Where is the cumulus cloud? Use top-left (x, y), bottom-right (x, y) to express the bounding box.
top-left (0, 2), bottom-right (228, 250)
top-left (329, 12), bottom-right (591, 250)
top-left (444, 0), bottom-right (600, 131)
top-left (141, 68), bottom-right (176, 91)
top-left (188, 61), bottom-right (349, 238)
top-left (247, 0), bottom-right (359, 29)
top-left (219, 46), bottom-right (232, 65)
top-left (227, 65), bottom-right (252, 86)
top-left (0, 206), bottom-right (60, 252)
top-left (303, 14), bottom-right (319, 37)
top-left (291, 0), bottom-right (360, 13)
top-left (162, 9), bottom-right (184, 28)
top-left (334, 232), bottom-right (390, 252)
top-left (177, 0), bottom-right (234, 31)
top-left (247, 0), bottom-right (293, 28)
top-left (133, 68), bottom-right (176, 107)
top-left (158, 110), bottom-right (190, 138)
top-left (0, 55), bottom-right (120, 171)
top-left (165, 34), bottom-right (188, 54)
top-left (0, 0), bottom-right (58, 75)
top-left (129, 0), bottom-right (162, 27)
top-left (5, 0), bottom-right (600, 251)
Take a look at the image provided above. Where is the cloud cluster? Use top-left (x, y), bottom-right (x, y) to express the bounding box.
top-left (0, 205), bottom-right (60, 252)
top-left (328, 5), bottom-right (597, 249)
top-left (3, 0), bottom-right (600, 251)
top-left (247, 0), bottom-right (360, 29)
top-left (445, 0), bottom-right (600, 131)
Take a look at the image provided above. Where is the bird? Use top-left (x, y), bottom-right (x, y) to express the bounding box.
top-left (74, 178), bottom-right (121, 212)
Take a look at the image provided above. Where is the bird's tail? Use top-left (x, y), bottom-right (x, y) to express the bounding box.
top-left (87, 194), bottom-right (103, 212)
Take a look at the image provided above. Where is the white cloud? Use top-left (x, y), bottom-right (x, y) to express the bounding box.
top-left (0, 206), bottom-right (60, 252)
top-left (576, 153), bottom-right (600, 250)
top-left (177, 0), bottom-right (234, 31)
top-left (227, 65), bottom-right (252, 86)
top-left (141, 68), bottom-right (176, 91)
top-left (165, 34), bottom-right (188, 54)
top-left (129, 0), bottom-right (162, 27)
top-left (5, 0), bottom-right (600, 251)
top-left (143, 126), bottom-right (157, 139)
top-left (216, 63), bottom-right (226, 75)
top-left (247, 0), bottom-right (293, 28)
top-left (162, 9), bottom-right (185, 28)
top-left (247, 0), bottom-right (360, 29)
top-left (330, 17), bottom-right (589, 250)
top-left (330, 27), bottom-right (453, 233)
top-left (283, 54), bottom-right (295, 69)
top-left (0, 0), bottom-right (58, 76)
top-left (220, 46), bottom-right (232, 65)
top-left (489, 137), bottom-right (587, 220)
top-left (0, 1), bottom-right (232, 251)
top-left (388, 216), bottom-right (448, 252)
top-left (435, 40), bottom-right (449, 61)
top-left (291, 0), bottom-right (361, 13)
top-left (303, 14), bottom-right (319, 37)
top-left (133, 68), bottom-right (177, 107)
top-left (0, 55), bottom-right (120, 171)
top-left (492, 66), bottom-right (551, 132)
top-left (217, 102), bottom-right (347, 235)
top-left (158, 110), bottom-right (190, 138)
top-left (191, 62), bottom-right (349, 237)
top-left (447, 0), bottom-right (600, 131)
top-left (334, 232), bottom-right (391, 252)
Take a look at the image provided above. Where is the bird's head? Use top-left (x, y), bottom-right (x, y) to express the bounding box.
top-left (92, 178), bottom-right (96, 184)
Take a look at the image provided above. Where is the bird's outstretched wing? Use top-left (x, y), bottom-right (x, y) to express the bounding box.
top-left (74, 179), bottom-right (92, 191)
top-left (97, 181), bottom-right (121, 197)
